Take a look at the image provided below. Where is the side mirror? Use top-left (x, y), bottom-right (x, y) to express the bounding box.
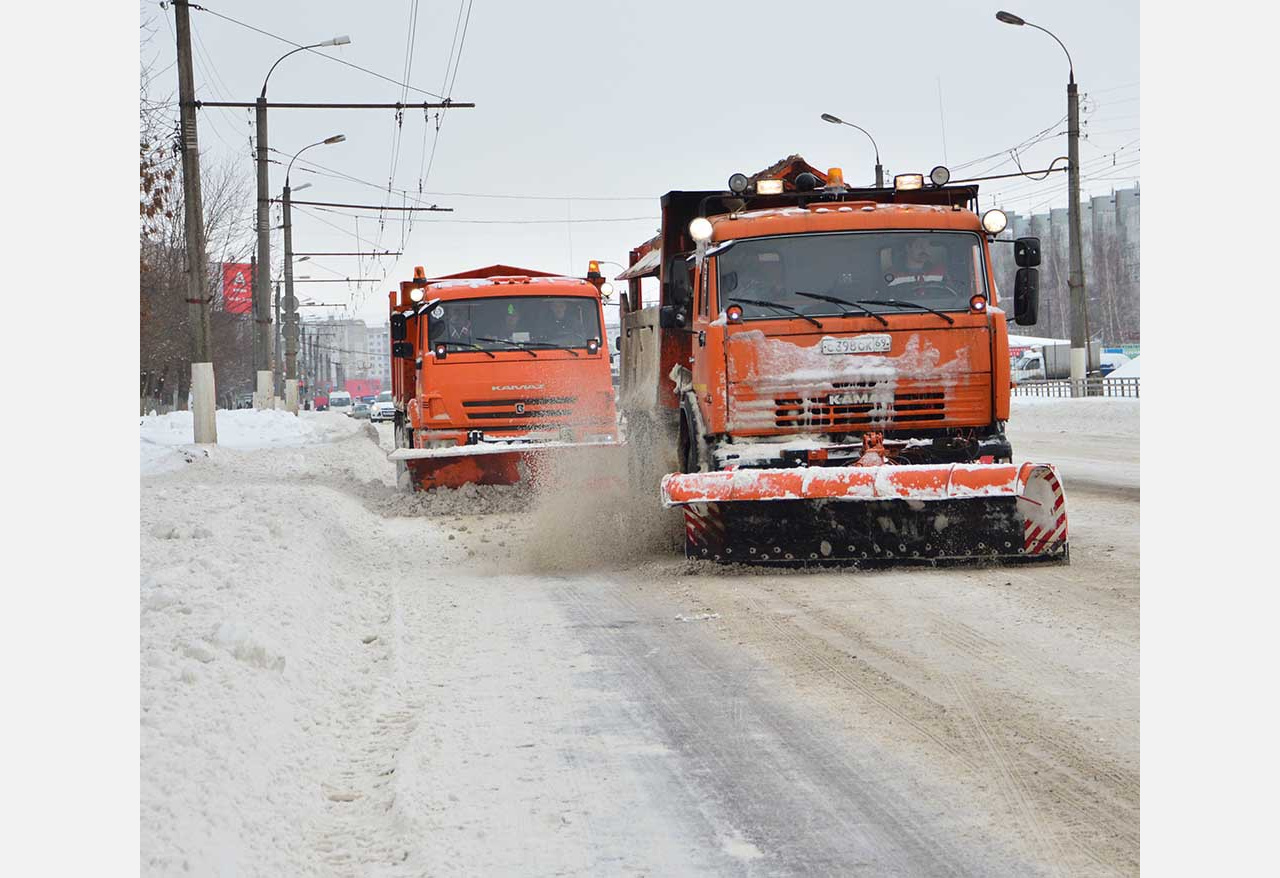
top-left (392, 341), bottom-right (413, 358)
top-left (390, 313), bottom-right (407, 341)
top-left (614, 335), bottom-right (621, 352)
top-left (659, 305), bottom-right (687, 329)
top-left (1014, 268), bottom-right (1040, 325)
top-left (1014, 237), bottom-right (1042, 268)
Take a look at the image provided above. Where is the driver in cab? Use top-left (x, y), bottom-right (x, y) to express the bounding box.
top-left (887, 235), bottom-right (948, 290)
top-left (543, 298), bottom-right (582, 345)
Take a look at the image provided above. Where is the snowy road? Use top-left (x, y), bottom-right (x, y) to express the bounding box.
top-left (141, 401), bottom-right (1139, 876)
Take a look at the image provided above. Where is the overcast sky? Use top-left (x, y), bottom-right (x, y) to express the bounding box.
top-left (141, 0), bottom-right (1139, 326)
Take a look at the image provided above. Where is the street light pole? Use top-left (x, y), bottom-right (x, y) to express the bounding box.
top-left (997, 10), bottom-right (1090, 394)
top-left (819, 113), bottom-right (883, 187)
top-left (254, 35), bottom-right (350, 409)
top-left (283, 136), bottom-right (346, 413)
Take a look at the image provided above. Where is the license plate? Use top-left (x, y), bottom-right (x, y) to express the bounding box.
top-left (821, 335), bottom-right (891, 355)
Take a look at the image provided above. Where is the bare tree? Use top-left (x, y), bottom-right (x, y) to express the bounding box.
top-left (140, 15), bottom-right (255, 411)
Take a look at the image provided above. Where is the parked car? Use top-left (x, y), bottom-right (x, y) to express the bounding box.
top-left (348, 402), bottom-right (371, 419)
top-left (369, 390), bottom-right (396, 423)
top-left (235, 392), bottom-right (254, 410)
top-left (314, 395), bottom-right (329, 411)
top-left (328, 390), bottom-right (354, 412)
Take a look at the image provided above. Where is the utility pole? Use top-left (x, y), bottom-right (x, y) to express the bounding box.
top-left (253, 35), bottom-right (351, 410)
top-left (997, 11), bottom-right (1089, 394)
top-left (253, 89), bottom-right (272, 409)
top-left (273, 280), bottom-right (282, 402)
top-left (174, 0), bottom-right (216, 443)
top-left (281, 134), bottom-right (345, 413)
top-left (1068, 77), bottom-right (1093, 393)
top-left (283, 183), bottom-right (298, 412)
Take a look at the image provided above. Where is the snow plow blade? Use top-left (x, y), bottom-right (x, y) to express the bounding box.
top-left (661, 462), bottom-right (1068, 565)
top-left (390, 440), bottom-right (622, 491)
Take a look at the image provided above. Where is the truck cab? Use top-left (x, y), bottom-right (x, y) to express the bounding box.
top-left (618, 160), bottom-right (1043, 476)
top-left (388, 264), bottom-right (618, 489)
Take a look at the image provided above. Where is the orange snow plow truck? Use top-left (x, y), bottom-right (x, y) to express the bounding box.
top-left (617, 158), bottom-right (1068, 565)
top-left (387, 263), bottom-right (619, 491)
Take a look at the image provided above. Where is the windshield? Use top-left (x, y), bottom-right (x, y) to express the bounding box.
top-left (330, 396), bottom-right (351, 407)
top-left (376, 391), bottom-right (393, 402)
top-left (427, 295), bottom-right (602, 352)
top-left (716, 231), bottom-right (988, 320)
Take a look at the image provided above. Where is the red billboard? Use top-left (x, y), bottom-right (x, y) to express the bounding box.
top-left (221, 263), bottom-right (253, 314)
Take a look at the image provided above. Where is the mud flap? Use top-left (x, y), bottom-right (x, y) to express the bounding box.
top-left (671, 463), bottom-right (1069, 566)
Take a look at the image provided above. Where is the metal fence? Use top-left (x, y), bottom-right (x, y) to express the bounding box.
top-left (1011, 377), bottom-right (1140, 399)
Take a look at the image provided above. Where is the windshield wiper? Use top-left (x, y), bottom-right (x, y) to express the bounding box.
top-left (473, 337), bottom-right (583, 357)
top-left (794, 292), bottom-right (889, 326)
top-left (727, 297), bottom-right (823, 329)
top-left (472, 336), bottom-right (539, 357)
top-left (853, 299), bottom-right (956, 325)
top-left (436, 340), bottom-right (496, 358)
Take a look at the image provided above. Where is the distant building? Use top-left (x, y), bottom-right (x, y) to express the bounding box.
top-left (994, 183), bottom-right (1139, 345)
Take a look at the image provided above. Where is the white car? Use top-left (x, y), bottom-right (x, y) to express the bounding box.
top-left (369, 390), bottom-right (396, 423)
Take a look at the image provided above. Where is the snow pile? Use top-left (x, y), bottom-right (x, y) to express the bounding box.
top-left (140, 410), bottom-right (364, 475)
top-left (1010, 396), bottom-right (1139, 437)
top-left (140, 477), bottom-right (457, 873)
top-left (1106, 356), bottom-right (1140, 379)
top-left (370, 481), bottom-right (531, 517)
top-left (142, 409), bottom-right (361, 449)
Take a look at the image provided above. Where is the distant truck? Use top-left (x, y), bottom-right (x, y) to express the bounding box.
top-left (1012, 342), bottom-right (1100, 382)
top-left (387, 263), bottom-right (620, 491)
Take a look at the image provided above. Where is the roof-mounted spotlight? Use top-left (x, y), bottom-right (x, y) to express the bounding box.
top-left (930, 165), bottom-right (951, 186)
top-left (894, 173), bottom-right (924, 191)
top-left (727, 173), bottom-right (749, 195)
top-left (795, 172), bottom-right (819, 192)
top-left (756, 179), bottom-right (784, 195)
top-left (982, 208), bottom-right (1009, 234)
top-left (689, 217), bottom-right (714, 243)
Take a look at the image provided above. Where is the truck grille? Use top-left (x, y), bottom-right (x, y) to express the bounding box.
top-left (729, 376), bottom-right (991, 433)
top-left (461, 396), bottom-right (577, 422)
top-left (775, 383), bottom-right (946, 429)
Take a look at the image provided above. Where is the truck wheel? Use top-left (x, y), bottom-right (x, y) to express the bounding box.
top-left (679, 415), bottom-right (708, 474)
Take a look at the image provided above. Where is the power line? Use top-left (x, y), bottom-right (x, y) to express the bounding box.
top-left (184, 1), bottom-right (450, 99)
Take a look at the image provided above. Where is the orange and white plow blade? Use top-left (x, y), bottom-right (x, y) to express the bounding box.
top-left (390, 440), bottom-right (622, 491)
top-left (661, 462), bottom-right (1069, 565)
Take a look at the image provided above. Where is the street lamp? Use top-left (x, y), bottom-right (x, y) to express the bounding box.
top-left (281, 134), bottom-right (347, 414)
top-left (996, 10), bottom-right (1090, 393)
top-left (820, 113), bottom-right (883, 187)
top-left (253, 35), bottom-right (351, 407)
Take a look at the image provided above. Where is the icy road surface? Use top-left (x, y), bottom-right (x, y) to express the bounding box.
top-left (141, 401), bottom-right (1138, 876)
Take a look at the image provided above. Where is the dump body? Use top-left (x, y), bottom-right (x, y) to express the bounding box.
top-left (387, 266), bottom-right (619, 491)
top-left (618, 162), bottom-right (1067, 565)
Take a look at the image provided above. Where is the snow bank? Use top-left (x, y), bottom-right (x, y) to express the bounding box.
top-left (1010, 396), bottom-right (1139, 438)
top-left (1106, 356), bottom-right (1140, 379)
top-left (140, 410), bottom-right (363, 475)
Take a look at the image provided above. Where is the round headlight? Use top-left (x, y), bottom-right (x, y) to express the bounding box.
top-left (689, 217), bottom-right (714, 243)
top-left (728, 173), bottom-right (749, 194)
top-left (726, 304), bottom-right (744, 323)
top-left (969, 295), bottom-right (987, 312)
top-left (599, 281), bottom-right (614, 297)
top-left (409, 288), bottom-right (425, 302)
top-left (982, 208), bottom-right (1008, 235)
top-left (930, 165), bottom-right (951, 186)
